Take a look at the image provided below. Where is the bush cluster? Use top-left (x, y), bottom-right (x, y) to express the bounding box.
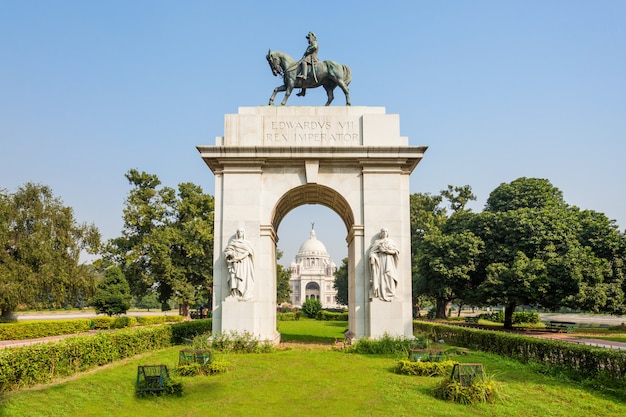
top-left (414, 321), bottom-right (626, 388)
top-left (207, 331), bottom-right (274, 354)
top-left (395, 359), bottom-right (457, 376)
top-left (277, 311), bottom-right (301, 321)
top-left (345, 334), bottom-right (417, 355)
top-left (176, 359), bottom-right (230, 377)
top-left (476, 311), bottom-right (540, 324)
top-left (433, 375), bottom-right (499, 404)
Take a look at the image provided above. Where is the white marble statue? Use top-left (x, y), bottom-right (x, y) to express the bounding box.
top-left (224, 227), bottom-right (255, 300)
top-left (368, 228), bottom-right (399, 302)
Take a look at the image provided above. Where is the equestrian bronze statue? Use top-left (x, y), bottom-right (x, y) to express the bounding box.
top-left (266, 44), bottom-right (351, 106)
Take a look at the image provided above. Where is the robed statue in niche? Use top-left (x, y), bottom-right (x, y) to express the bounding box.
top-left (224, 227), bottom-right (255, 300)
top-left (368, 228), bottom-right (399, 302)
top-left (266, 32), bottom-right (352, 106)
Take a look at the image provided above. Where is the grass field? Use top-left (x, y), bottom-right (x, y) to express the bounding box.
top-left (1, 320), bottom-right (626, 417)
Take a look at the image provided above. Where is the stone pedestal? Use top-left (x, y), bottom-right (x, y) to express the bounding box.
top-left (198, 106), bottom-right (426, 343)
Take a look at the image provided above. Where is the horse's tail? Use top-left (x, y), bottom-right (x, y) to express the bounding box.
top-left (343, 64), bottom-right (352, 86)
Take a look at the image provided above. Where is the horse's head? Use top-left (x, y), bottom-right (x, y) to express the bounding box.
top-left (266, 50), bottom-right (282, 77)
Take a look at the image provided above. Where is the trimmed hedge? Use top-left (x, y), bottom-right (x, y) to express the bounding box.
top-left (0, 319), bottom-right (93, 340)
top-left (277, 312), bottom-right (301, 321)
top-left (316, 311), bottom-right (348, 321)
top-left (0, 319), bottom-right (212, 392)
top-left (414, 321), bottom-right (626, 387)
top-left (0, 315), bottom-right (184, 340)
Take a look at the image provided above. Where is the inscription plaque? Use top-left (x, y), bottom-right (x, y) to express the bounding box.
top-left (263, 116), bottom-right (360, 145)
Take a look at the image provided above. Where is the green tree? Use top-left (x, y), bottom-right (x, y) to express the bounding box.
top-left (333, 258), bottom-right (348, 306)
top-left (134, 291), bottom-right (161, 311)
top-left (416, 230), bottom-right (484, 319)
top-left (92, 266), bottom-right (132, 316)
top-left (301, 297), bottom-right (322, 318)
top-left (107, 170), bottom-right (214, 318)
top-left (471, 177), bottom-right (626, 327)
top-left (276, 250), bottom-right (291, 304)
top-left (0, 183), bottom-right (100, 319)
top-left (411, 187), bottom-right (479, 318)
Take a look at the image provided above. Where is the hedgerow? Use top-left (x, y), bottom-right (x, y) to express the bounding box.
top-left (0, 315), bottom-right (183, 340)
top-left (0, 320), bottom-right (211, 392)
top-left (414, 320), bottom-right (626, 388)
top-left (316, 311), bottom-right (348, 321)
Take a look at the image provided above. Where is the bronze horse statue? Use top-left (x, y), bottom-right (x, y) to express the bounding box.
top-left (266, 50), bottom-right (351, 106)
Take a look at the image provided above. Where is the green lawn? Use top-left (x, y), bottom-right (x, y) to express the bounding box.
top-left (1, 321), bottom-right (626, 417)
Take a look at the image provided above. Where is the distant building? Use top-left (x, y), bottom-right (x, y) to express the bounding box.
top-left (289, 228), bottom-right (339, 308)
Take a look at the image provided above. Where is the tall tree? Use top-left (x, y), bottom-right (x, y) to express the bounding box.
top-left (333, 258), bottom-right (349, 306)
top-left (107, 170), bottom-right (214, 318)
top-left (415, 230), bottom-right (484, 318)
top-left (472, 177), bottom-right (626, 327)
top-left (0, 183), bottom-right (100, 319)
top-left (411, 187), bottom-right (478, 318)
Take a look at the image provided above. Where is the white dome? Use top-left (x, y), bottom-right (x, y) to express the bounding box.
top-left (297, 229), bottom-right (329, 256)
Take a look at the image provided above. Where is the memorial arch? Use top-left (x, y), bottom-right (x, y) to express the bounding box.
top-left (198, 106), bottom-right (426, 343)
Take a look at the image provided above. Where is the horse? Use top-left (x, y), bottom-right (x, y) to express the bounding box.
top-left (266, 50), bottom-right (351, 106)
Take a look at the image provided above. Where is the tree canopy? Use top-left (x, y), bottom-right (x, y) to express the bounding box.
top-left (106, 170), bottom-right (214, 317)
top-left (0, 183), bottom-right (100, 319)
top-left (411, 178), bottom-right (626, 327)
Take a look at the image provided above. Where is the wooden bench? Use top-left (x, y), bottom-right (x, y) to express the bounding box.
top-left (546, 321), bottom-right (576, 333)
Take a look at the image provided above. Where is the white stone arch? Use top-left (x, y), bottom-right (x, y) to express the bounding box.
top-left (198, 106), bottom-right (426, 343)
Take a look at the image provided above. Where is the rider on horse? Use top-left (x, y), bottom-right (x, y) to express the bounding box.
top-left (296, 32), bottom-right (318, 97)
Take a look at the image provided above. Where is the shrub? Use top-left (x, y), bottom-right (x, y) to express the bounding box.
top-left (395, 359), bottom-right (457, 376)
top-left (92, 316), bottom-right (115, 329)
top-left (476, 311), bottom-right (540, 324)
top-left (277, 312), bottom-right (299, 321)
top-left (164, 377), bottom-right (184, 396)
top-left (176, 359), bottom-right (230, 377)
top-left (170, 320), bottom-right (212, 344)
top-left (112, 316), bottom-right (137, 328)
top-left (301, 298), bottom-right (322, 318)
top-left (433, 375), bottom-right (499, 404)
top-left (345, 334), bottom-right (416, 355)
top-left (209, 331), bottom-right (274, 354)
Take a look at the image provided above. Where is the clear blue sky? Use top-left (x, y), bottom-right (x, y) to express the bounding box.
top-left (2, 1), bottom-right (625, 267)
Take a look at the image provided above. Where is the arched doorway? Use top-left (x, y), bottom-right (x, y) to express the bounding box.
top-left (305, 282), bottom-right (320, 300)
top-left (198, 106), bottom-right (426, 343)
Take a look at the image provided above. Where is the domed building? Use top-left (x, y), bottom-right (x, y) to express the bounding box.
top-left (289, 227), bottom-right (340, 308)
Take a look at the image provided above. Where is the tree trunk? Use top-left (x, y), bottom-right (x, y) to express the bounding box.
top-left (503, 302), bottom-right (516, 329)
top-left (0, 309), bottom-right (17, 322)
top-left (179, 303), bottom-right (191, 320)
top-left (457, 303), bottom-right (463, 317)
top-left (435, 299), bottom-right (450, 319)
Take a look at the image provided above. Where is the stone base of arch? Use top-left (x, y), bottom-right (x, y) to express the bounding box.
top-left (198, 106), bottom-right (426, 344)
